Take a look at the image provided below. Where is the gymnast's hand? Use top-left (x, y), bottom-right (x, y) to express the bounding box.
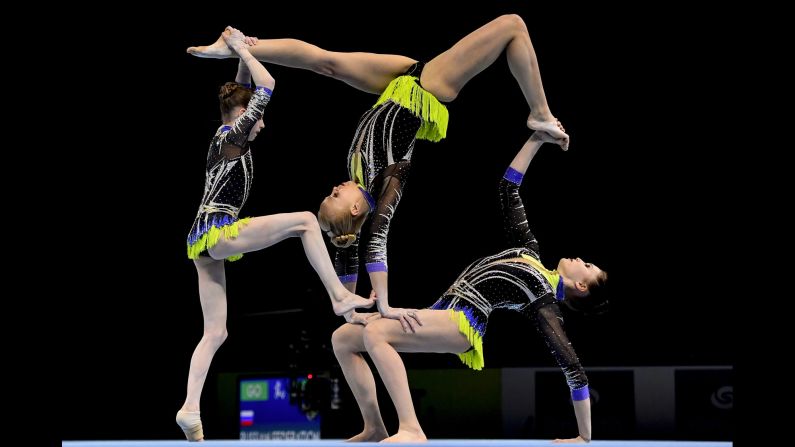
top-left (222, 26), bottom-right (248, 52)
top-left (369, 289), bottom-right (423, 332)
top-left (380, 306), bottom-right (423, 333)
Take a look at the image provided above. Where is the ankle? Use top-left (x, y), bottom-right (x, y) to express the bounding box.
top-left (530, 108), bottom-right (553, 122)
top-left (397, 424), bottom-right (424, 436)
top-left (333, 288), bottom-right (351, 301)
top-left (362, 424), bottom-right (388, 436)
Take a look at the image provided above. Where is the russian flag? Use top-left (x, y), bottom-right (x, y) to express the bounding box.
top-left (240, 410), bottom-right (254, 427)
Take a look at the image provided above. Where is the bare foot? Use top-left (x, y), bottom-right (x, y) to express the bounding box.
top-left (380, 429), bottom-right (427, 443)
top-left (556, 118), bottom-right (566, 134)
top-left (187, 33), bottom-right (233, 59)
top-left (527, 115), bottom-right (570, 151)
top-left (333, 291), bottom-right (375, 316)
top-left (175, 410), bottom-right (204, 442)
top-left (346, 428), bottom-right (389, 442)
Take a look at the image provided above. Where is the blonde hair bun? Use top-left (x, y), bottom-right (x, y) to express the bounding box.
top-left (331, 233), bottom-right (357, 248)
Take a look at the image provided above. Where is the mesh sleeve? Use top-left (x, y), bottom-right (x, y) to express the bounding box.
top-left (334, 239), bottom-right (360, 283)
top-left (222, 88), bottom-right (271, 150)
top-left (498, 177), bottom-right (540, 254)
top-left (360, 162), bottom-right (410, 272)
top-left (533, 300), bottom-right (589, 391)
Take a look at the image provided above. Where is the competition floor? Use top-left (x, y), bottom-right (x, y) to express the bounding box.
top-left (64, 440), bottom-right (732, 446)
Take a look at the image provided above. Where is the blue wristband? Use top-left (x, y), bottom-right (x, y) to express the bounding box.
top-left (366, 262), bottom-right (388, 273)
top-left (339, 274), bottom-right (358, 284)
top-left (503, 167), bottom-right (524, 185)
top-left (571, 385), bottom-right (589, 401)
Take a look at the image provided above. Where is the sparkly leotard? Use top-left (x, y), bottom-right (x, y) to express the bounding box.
top-left (186, 86), bottom-right (272, 261)
top-left (334, 62), bottom-right (449, 281)
top-left (429, 167), bottom-right (588, 398)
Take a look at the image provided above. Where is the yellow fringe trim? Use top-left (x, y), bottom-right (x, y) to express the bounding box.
top-left (449, 309), bottom-right (485, 371)
top-left (373, 75), bottom-right (449, 142)
top-left (186, 217), bottom-right (251, 262)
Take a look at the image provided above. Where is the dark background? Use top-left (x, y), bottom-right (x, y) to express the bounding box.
top-left (62, 1), bottom-right (730, 441)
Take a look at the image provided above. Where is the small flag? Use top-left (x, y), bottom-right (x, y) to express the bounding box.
top-left (240, 410), bottom-right (254, 427)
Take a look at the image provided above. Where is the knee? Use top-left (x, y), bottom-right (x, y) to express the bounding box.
top-left (498, 14), bottom-right (529, 36)
top-left (311, 49), bottom-right (339, 77)
top-left (297, 211), bottom-right (321, 235)
top-left (331, 325), bottom-right (357, 354)
top-left (204, 327), bottom-right (229, 347)
top-left (362, 323), bottom-right (387, 351)
top-left (302, 211), bottom-right (321, 230)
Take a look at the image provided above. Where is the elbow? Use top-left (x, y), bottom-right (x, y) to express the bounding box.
top-left (263, 76), bottom-right (276, 91)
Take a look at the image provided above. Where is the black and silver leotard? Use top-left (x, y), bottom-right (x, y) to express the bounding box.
top-left (334, 62), bottom-right (448, 282)
top-left (430, 167), bottom-right (589, 399)
top-left (186, 86), bottom-right (272, 260)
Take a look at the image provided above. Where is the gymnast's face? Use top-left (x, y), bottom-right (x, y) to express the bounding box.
top-left (557, 257), bottom-right (604, 294)
top-left (321, 181), bottom-right (361, 215)
top-left (247, 117), bottom-right (265, 141)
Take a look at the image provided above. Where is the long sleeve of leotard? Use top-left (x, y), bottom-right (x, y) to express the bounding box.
top-left (498, 172), bottom-right (541, 255)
